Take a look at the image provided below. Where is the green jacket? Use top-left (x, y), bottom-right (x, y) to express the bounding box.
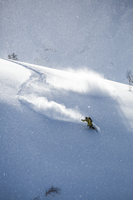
top-left (81, 117), bottom-right (93, 126)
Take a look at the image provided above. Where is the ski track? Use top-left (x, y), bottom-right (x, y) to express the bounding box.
top-left (16, 62), bottom-right (83, 122)
top-left (14, 60), bottom-right (132, 129)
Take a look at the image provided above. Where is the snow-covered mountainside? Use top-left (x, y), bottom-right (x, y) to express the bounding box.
top-left (1, 0), bottom-right (133, 83)
top-left (1, 59), bottom-right (133, 200)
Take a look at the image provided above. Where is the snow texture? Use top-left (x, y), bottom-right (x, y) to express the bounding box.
top-left (1, 0), bottom-right (133, 83)
top-left (1, 59), bottom-right (133, 200)
top-left (1, 1), bottom-right (133, 199)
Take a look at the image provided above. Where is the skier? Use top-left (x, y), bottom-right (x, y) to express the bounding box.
top-left (81, 117), bottom-right (93, 128)
top-left (81, 117), bottom-right (98, 132)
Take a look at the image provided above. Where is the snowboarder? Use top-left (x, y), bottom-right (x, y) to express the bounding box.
top-left (81, 117), bottom-right (93, 127)
top-left (81, 117), bottom-right (98, 132)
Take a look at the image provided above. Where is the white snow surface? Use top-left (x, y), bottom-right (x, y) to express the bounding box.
top-left (1, 0), bottom-right (133, 83)
top-left (1, 59), bottom-right (133, 200)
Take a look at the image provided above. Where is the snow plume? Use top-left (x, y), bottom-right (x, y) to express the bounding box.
top-left (19, 95), bottom-right (82, 122)
top-left (46, 68), bottom-right (116, 97)
top-left (17, 63), bottom-right (116, 121)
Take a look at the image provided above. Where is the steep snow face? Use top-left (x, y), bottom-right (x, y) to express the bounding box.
top-left (1, 0), bottom-right (133, 83)
top-left (1, 59), bottom-right (133, 200)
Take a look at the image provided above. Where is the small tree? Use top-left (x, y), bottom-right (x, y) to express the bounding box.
top-left (8, 53), bottom-right (18, 60)
top-left (45, 186), bottom-right (61, 196)
top-left (126, 70), bottom-right (133, 91)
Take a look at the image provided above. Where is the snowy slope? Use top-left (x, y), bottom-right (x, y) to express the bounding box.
top-left (1, 59), bottom-right (133, 200)
top-left (1, 0), bottom-right (133, 83)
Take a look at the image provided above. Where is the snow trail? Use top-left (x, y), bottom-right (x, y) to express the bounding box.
top-left (16, 63), bottom-right (83, 122)
top-left (16, 61), bottom-right (116, 122)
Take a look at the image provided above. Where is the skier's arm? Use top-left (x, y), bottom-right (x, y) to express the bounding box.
top-left (81, 119), bottom-right (86, 122)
